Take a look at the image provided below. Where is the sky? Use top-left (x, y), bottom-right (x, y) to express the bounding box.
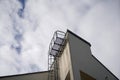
top-left (0, 0), bottom-right (120, 79)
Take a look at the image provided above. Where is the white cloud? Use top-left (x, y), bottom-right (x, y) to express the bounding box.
top-left (0, 0), bottom-right (41, 76)
top-left (0, 45), bottom-right (20, 76)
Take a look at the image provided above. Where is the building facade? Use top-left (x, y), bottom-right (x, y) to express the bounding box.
top-left (58, 30), bottom-right (119, 80)
top-left (0, 30), bottom-right (119, 80)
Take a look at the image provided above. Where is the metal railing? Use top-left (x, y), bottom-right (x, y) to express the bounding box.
top-left (48, 30), bottom-right (66, 80)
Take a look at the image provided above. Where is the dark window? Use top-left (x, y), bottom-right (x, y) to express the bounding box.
top-left (80, 71), bottom-right (96, 80)
top-left (65, 71), bottom-right (70, 80)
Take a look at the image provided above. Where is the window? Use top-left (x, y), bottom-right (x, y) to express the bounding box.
top-left (65, 71), bottom-right (70, 80)
top-left (80, 71), bottom-right (96, 80)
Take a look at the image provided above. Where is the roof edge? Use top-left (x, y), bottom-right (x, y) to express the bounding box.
top-left (67, 29), bottom-right (91, 46)
top-left (92, 55), bottom-right (119, 80)
top-left (0, 71), bottom-right (49, 78)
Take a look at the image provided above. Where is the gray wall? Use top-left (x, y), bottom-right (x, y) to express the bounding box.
top-left (0, 71), bottom-right (48, 80)
top-left (67, 30), bottom-right (119, 80)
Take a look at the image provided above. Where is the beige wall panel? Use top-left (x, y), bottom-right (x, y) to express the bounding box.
top-left (0, 71), bottom-right (48, 80)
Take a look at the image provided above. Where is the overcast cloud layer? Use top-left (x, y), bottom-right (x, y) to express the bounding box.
top-left (0, 0), bottom-right (120, 79)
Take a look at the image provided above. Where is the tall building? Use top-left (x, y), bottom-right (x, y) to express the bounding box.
top-left (0, 30), bottom-right (119, 80)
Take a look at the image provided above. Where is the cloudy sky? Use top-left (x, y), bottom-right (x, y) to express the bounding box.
top-left (0, 0), bottom-right (120, 79)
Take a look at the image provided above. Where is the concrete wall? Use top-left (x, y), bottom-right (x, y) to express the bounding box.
top-left (58, 33), bottom-right (74, 80)
top-left (67, 30), bottom-right (119, 80)
top-left (0, 71), bottom-right (48, 80)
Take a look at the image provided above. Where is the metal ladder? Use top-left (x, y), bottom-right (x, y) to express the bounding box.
top-left (48, 30), bottom-right (66, 80)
